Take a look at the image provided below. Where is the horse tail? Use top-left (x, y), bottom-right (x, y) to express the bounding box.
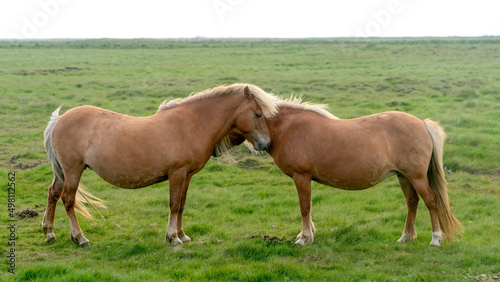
top-left (44, 106), bottom-right (65, 185)
top-left (424, 119), bottom-right (463, 241)
top-left (44, 106), bottom-right (106, 220)
top-left (75, 183), bottom-right (106, 220)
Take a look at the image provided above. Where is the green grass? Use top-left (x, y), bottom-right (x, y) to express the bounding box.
top-left (1, 38), bottom-right (499, 281)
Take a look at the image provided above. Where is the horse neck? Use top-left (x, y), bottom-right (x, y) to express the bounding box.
top-left (182, 94), bottom-right (243, 145)
top-left (265, 109), bottom-right (292, 141)
top-left (266, 107), bottom-right (322, 152)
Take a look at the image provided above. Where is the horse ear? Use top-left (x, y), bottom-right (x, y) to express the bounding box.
top-left (243, 86), bottom-right (252, 100)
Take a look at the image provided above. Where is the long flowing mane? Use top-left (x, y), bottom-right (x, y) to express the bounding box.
top-left (277, 96), bottom-right (339, 120)
top-left (158, 84), bottom-right (279, 156)
top-left (240, 96), bottom-right (340, 155)
top-left (158, 84), bottom-right (278, 118)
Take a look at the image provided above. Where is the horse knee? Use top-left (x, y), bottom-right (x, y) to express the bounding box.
top-left (49, 181), bottom-right (63, 199)
top-left (300, 206), bottom-right (311, 217)
top-left (50, 190), bottom-right (61, 201)
top-left (61, 192), bottom-right (76, 209)
top-left (407, 196), bottom-right (419, 211)
top-left (411, 180), bottom-right (438, 211)
top-left (421, 195), bottom-right (437, 211)
top-left (169, 199), bottom-right (181, 213)
top-left (169, 197), bottom-right (182, 214)
top-left (178, 203), bottom-right (185, 214)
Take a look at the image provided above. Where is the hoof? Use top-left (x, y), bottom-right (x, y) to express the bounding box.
top-left (71, 233), bottom-right (90, 247)
top-left (171, 237), bottom-right (183, 246)
top-left (430, 231), bottom-right (443, 247)
top-left (397, 233), bottom-right (416, 243)
top-left (46, 237), bottom-right (57, 243)
top-left (80, 242), bottom-right (91, 248)
top-left (166, 234), bottom-right (183, 246)
top-left (180, 234), bottom-right (191, 243)
top-left (295, 232), bottom-right (314, 245)
top-left (45, 231), bottom-right (57, 243)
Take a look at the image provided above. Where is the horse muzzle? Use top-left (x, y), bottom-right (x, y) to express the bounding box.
top-left (253, 138), bottom-right (270, 151)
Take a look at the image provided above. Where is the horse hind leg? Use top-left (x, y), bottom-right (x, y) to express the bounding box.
top-left (42, 177), bottom-right (63, 243)
top-left (61, 170), bottom-right (90, 247)
top-left (397, 175), bottom-right (419, 243)
top-left (409, 176), bottom-right (443, 246)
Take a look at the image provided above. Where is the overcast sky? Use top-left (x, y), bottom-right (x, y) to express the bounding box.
top-left (1, 0), bottom-right (499, 39)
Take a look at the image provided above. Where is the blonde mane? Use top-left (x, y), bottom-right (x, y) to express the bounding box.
top-left (158, 84), bottom-right (278, 118)
top-left (278, 96), bottom-right (339, 119)
top-left (158, 84), bottom-right (279, 156)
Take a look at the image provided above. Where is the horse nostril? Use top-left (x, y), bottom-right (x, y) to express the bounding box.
top-left (254, 140), bottom-right (270, 151)
top-left (262, 141), bottom-right (270, 150)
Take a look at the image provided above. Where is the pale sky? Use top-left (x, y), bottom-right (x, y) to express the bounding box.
top-left (1, 0), bottom-right (499, 39)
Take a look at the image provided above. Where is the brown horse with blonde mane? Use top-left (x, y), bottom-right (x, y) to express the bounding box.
top-left (42, 84), bottom-right (278, 246)
top-left (267, 98), bottom-right (462, 246)
top-left (232, 97), bottom-right (462, 246)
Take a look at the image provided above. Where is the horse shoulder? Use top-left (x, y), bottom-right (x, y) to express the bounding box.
top-left (270, 112), bottom-right (330, 175)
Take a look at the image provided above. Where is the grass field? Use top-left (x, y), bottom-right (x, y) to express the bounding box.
top-left (1, 38), bottom-right (499, 281)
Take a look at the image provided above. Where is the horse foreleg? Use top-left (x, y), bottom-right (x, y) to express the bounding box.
top-left (42, 177), bottom-right (63, 243)
top-left (177, 176), bottom-right (192, 243)
top-left (293, 173), bottom-right (314, 245)
top-left (61, 175), bottom-right (90, 247)
top-left (166, 170), bottom-right (186, 246)
top-left (410, 177), bottom-right (443, 247)
top-left (397, 175), bottom-right (419, 243)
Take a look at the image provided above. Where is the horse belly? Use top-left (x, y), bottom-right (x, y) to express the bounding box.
top-left (313, 157), bottom-right (396, 190)
top-left (85, 150), bottom-right (169, 189)
top-left (90, 164), bottom-right (168, 189)
top-left (315, 170), bottom-right (397, 190)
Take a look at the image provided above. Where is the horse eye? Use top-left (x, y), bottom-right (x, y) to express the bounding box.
top-left (254, 113), bottom-right (262, 119)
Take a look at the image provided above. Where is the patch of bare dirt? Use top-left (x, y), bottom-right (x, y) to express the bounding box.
top-left (7, 155), bottom-right (42, 170)
top-left (250, 235), bottom-right (295, 244)
top-left (16, 209), bottom-right (39, 219)
top-left (10, 66), bottom-right (90, 76)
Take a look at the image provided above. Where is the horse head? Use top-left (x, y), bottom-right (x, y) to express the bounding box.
top-left (212, 85), bottom-right (277, 157)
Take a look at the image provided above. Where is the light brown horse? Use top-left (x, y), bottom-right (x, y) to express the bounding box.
top-left (236, 98), bottom-right (462, 246)
top-left (42, 84), bottom-right (278, 246)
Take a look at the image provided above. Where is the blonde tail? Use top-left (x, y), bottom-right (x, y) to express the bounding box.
top-left (75, 183), bottom-right (106, 220)
top-left (424, 119), bottom-right (463, 241)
